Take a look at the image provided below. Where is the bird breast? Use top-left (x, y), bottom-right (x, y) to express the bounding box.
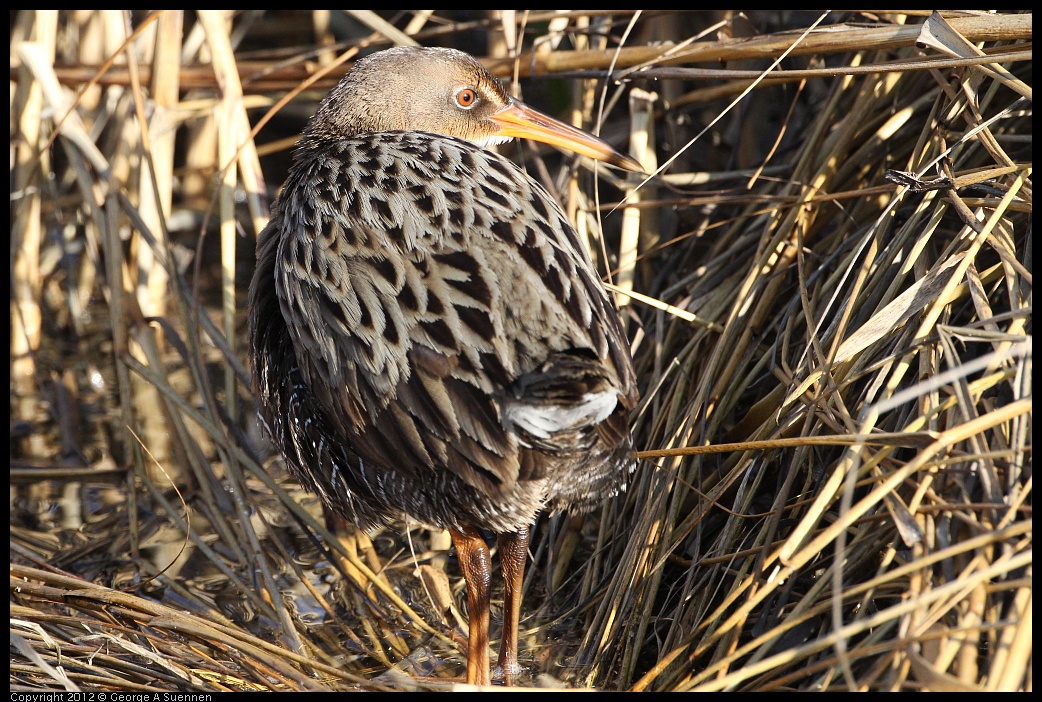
top-left (270, 130), bottom-right (630, 497)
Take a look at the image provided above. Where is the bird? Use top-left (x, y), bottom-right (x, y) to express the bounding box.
top-left (248, 45), bottom-right (641, 687)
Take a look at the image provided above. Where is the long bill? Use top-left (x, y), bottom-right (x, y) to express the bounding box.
top-left (491, 99), bottom-right (644, 173)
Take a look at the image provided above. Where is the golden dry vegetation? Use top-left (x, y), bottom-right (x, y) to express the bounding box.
top-left (10, 10), bottom-right (1032, 692)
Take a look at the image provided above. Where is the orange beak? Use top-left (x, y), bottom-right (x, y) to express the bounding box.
top-left (491, 99), bottom-right (644, 173)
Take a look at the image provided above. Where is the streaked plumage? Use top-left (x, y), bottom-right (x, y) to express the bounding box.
top-left (248, 46), bottom-right (640, 686)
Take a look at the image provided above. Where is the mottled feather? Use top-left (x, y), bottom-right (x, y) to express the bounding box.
top-left (253, 130), bottom-right (636, 530)
top-left (248, 45), bottom-right (642, 685)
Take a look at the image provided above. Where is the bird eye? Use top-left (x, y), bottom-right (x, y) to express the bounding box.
top-left (455, 88), bottom-right (477, 109)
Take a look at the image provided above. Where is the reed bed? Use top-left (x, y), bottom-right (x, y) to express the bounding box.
top-left (10, 11), bottom-right (1031, 692)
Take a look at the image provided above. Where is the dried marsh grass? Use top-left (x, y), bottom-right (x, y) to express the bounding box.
top-left (10, 10), bottom-right (1031, 692)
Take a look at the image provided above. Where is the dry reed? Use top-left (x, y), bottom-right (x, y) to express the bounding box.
top-left (10, 10), bottom-right (1031, 692)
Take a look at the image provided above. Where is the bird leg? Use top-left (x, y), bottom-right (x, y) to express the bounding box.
top-left (497, 526), bottom-right (531, 685)
top-left (450, 528), bottom-right (492, 686)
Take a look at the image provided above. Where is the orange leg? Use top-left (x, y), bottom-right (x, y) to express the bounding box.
top-left (497, 526), bottom-right (531, 685)
top-left (450, 528), bottom-right (491, 686)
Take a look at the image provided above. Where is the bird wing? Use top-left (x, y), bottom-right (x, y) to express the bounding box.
top-left (274, 132), bottom-right (635, 497)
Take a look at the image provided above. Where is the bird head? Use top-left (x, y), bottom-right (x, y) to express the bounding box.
top-left (305, 46), bottom-right (642, 173)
